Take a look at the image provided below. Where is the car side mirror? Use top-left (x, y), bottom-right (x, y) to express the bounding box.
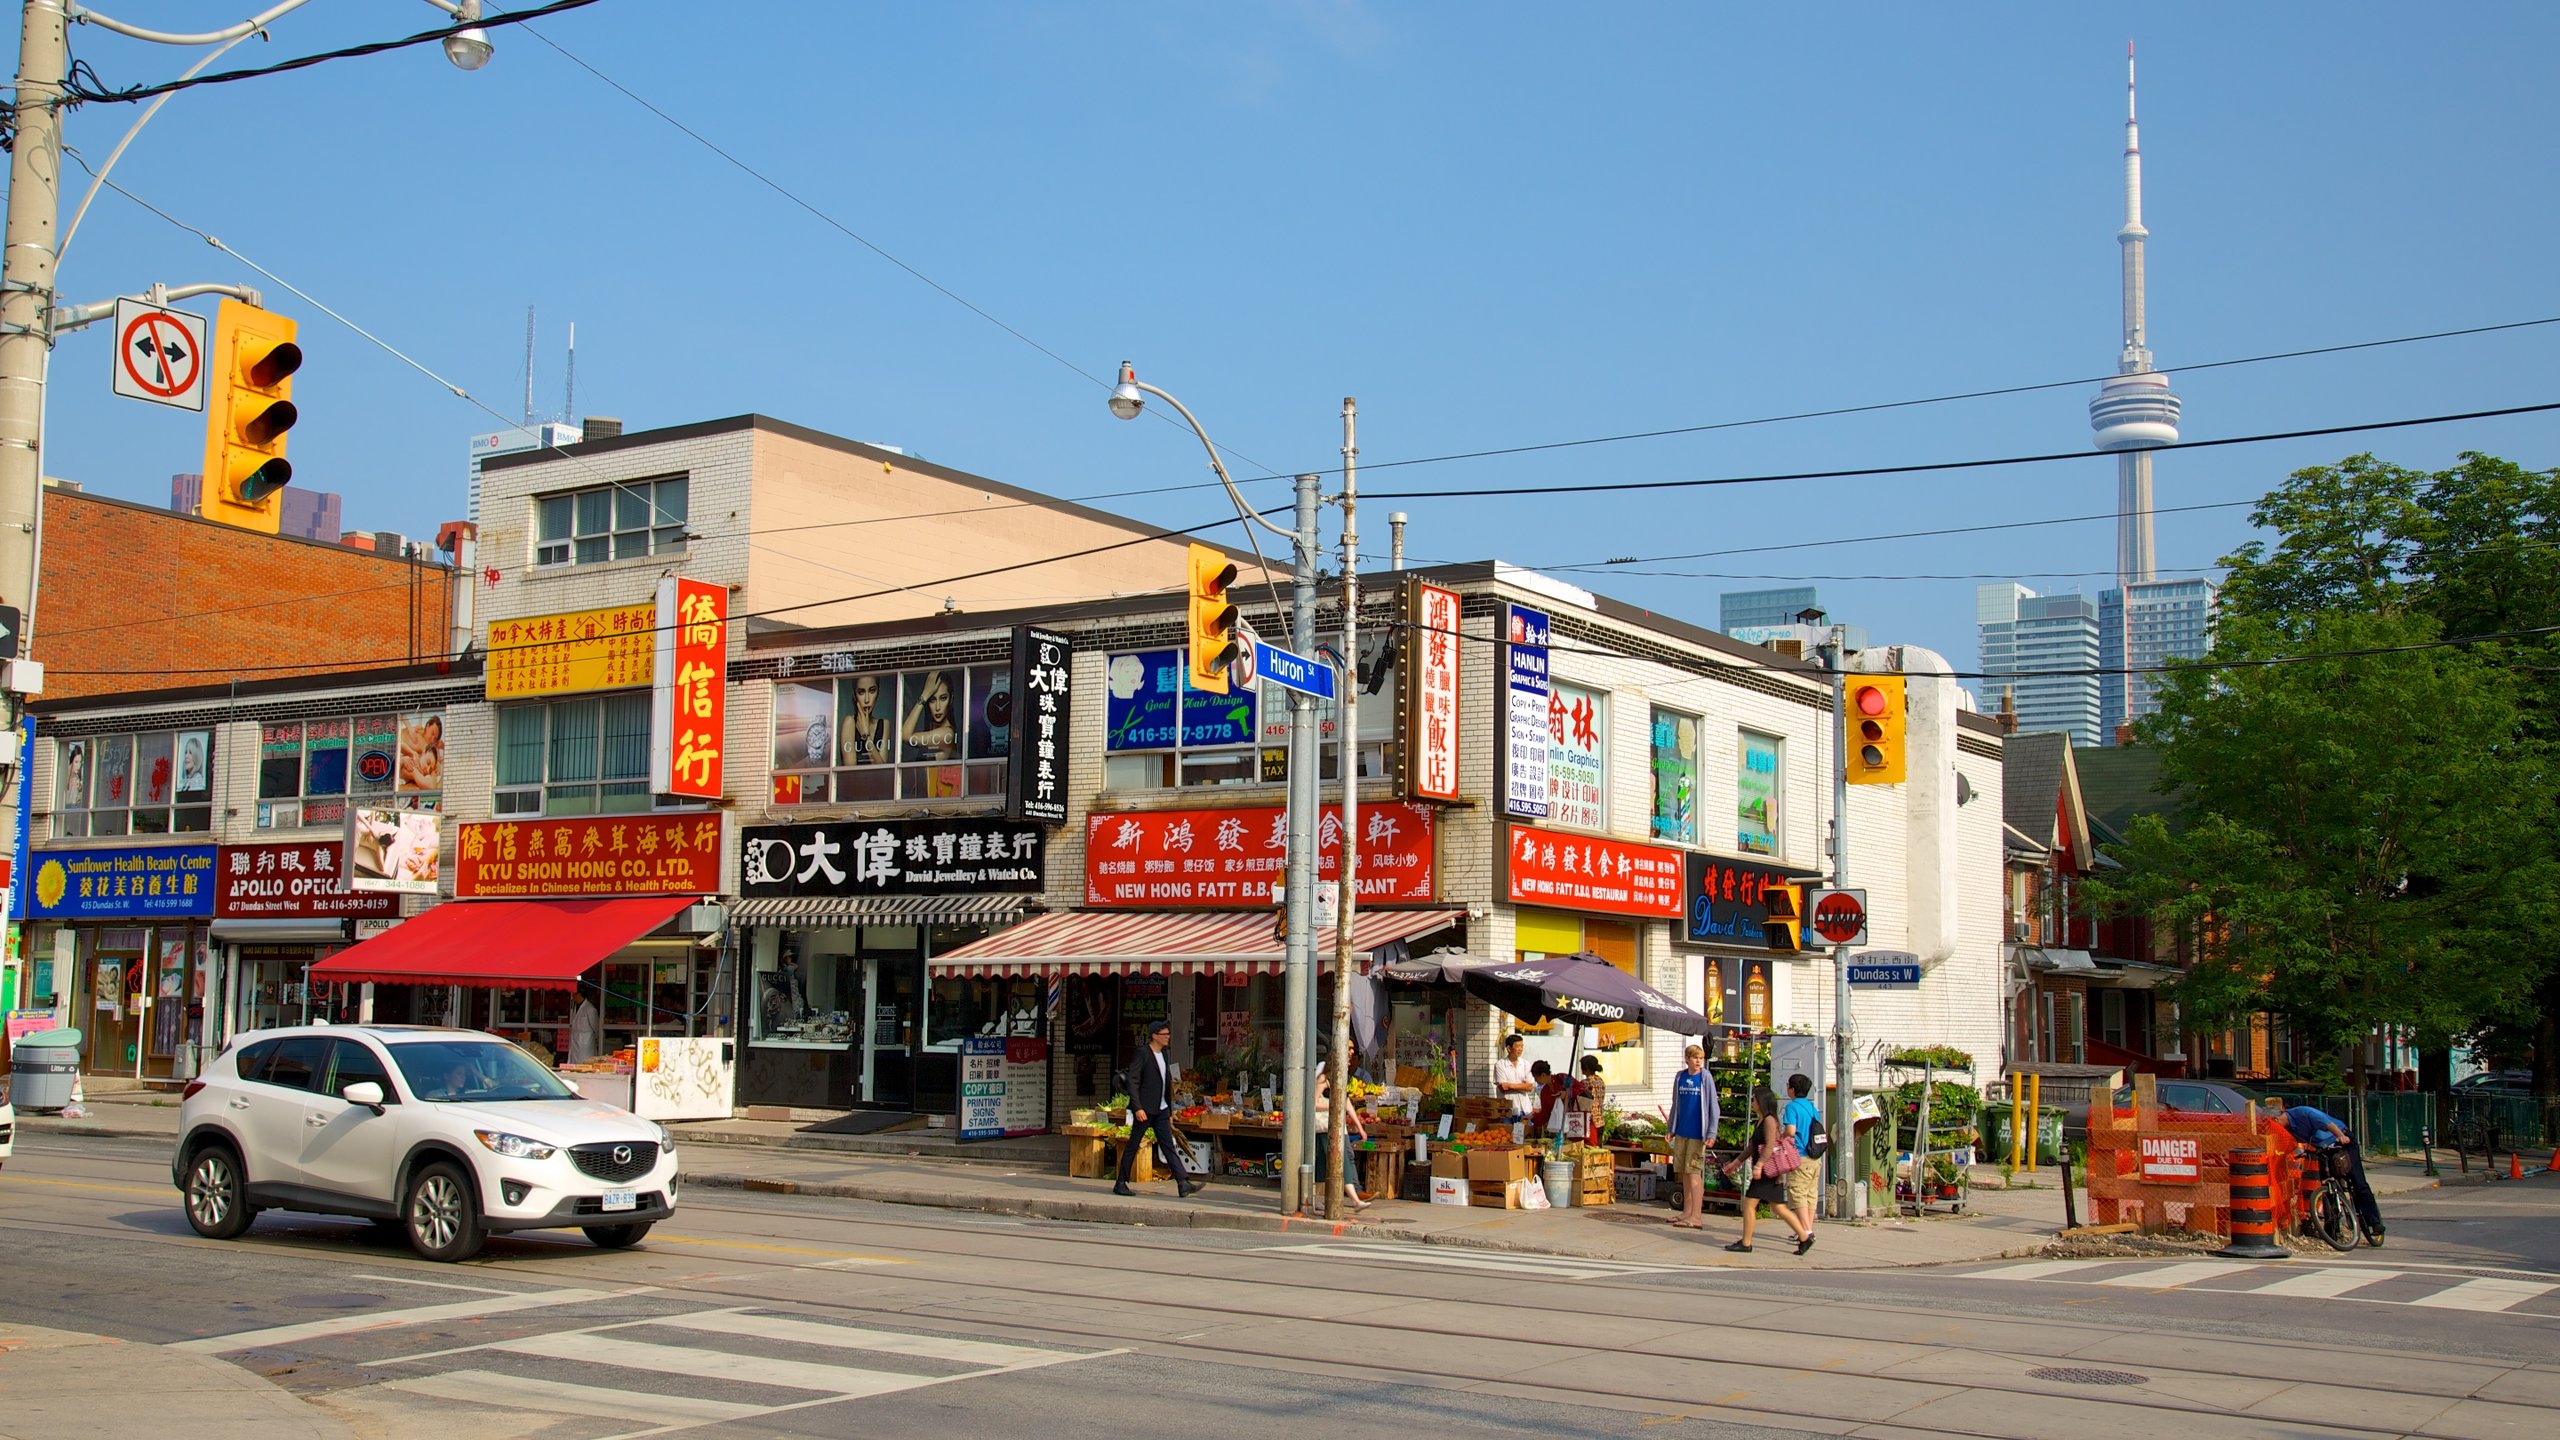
top-left (341, 1081), bottom-right (386, 1114)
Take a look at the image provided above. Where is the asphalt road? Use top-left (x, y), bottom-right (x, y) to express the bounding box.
top-left (4, 1133), bottom-right (2556, 1439)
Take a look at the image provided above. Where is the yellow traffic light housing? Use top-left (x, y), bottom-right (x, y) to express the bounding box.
top-left (1844, 674), bottom-right (1907, 784)
top-left (1186, 543), bottom-right (1241, 694)
top-left (197, 299), bottom-right (302, 533)
top-left (1763, 882), bottom-right (1803, 953)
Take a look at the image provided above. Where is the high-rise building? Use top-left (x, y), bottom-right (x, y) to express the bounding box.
top-left (1978, 583), bottom-right (2103, 747)
top-left (170, 474), bottom-right (341, 542)
top-left (1720, 586), bottom-right (1820, 634)
top-left (467, 422), bottom-right (582, 524)
top-left (2104, 577), bottom-right (2217, 737)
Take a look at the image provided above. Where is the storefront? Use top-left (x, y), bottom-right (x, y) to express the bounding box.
top-left (1500, 823), bottom-right (1686, 1090)
top-left (211, 839), bottom-right (399, 1044)
top-left (1676, 850), bottom-right (1817, 1054)
top-left (935, 801), bottom-right (1460, 1122)
top-left (731, 817), bottom-right (1049, 1115)
top-left (309, 813), bottom-right (729, 1075)
top-left (22, 842), bottom-right (220, 1081)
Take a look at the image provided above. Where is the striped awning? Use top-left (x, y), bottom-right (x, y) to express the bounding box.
top-left (931, 906), bottom-right (1465, 978)
top-left (728, 894), bottom-right (1033, 928)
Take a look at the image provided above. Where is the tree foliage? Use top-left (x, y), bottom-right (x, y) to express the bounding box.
top-left (2088, 453), bottom-right (2560, 1092)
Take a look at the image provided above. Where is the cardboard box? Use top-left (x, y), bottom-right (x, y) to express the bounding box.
top-left (1432, 1148), bottom-right (1470, 1180)
top-left (1429, 1175), bottom-right (1471, 1206)
top-left (1465, 1147), bottom-right (1533, 1185)
top-left (1468, 1177), bottom-right (1527, 1209)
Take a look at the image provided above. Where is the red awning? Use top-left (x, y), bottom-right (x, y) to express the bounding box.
top-left (307, 896), bottom-right (697, 991)
top-left (931, 907), bottom-right (1464, 978)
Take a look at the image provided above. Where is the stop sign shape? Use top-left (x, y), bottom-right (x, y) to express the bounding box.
top-left (1811, 890), bottom-right (1868, 944)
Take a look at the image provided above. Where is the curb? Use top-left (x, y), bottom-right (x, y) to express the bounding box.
top-left (15, 1115), bottom-right (175, 1143)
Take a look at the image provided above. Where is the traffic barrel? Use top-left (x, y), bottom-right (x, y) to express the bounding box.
top-left (2218, 1148), bottom-right (2291, 1260)
top-left (2291, 1149), bottom-right (2319, 1228)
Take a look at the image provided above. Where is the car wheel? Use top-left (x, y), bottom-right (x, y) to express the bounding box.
top-left (582, 1221), bottom-right (653, 1250)
top-left (182, 1143), bottom-right (256, 1240)
top-left (403, 1161), bottom-right (486, 1262)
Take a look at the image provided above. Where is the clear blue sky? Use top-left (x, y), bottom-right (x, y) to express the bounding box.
top-left (20, 3), bottom-right (2560, 678)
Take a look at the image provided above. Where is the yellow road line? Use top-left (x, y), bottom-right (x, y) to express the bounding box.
top-left (0, 1175), bottom-right (168, 1198)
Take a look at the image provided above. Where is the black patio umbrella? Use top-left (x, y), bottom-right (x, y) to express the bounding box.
top-left (1463, 951), bottom-right (1719, 1035)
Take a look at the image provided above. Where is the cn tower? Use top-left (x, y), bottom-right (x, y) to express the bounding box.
top-left (2088, 45), bottom-right (2180, 587)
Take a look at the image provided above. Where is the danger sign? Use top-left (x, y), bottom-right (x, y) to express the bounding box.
top-left (2139, 1135), bottom-right (2202, 1182)
top-left (111, 298), bottom-right (209, 412)
top-left (1807, 888), bottom-right (1868, 946)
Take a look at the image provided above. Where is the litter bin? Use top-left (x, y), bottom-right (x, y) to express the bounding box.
top-left (10, 1028), bottom-right (82, 1112)
top-left (1983, 1105), bottom-right (2067, 1165)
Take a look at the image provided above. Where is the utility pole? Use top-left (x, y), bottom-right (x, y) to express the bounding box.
top-left (1825, 628), bottom-right (1857, 1221)
top-left (0, 0), bottom-right (69, 928)
top-left (1325, 400), bottom-right (1360, 1221)
top-left (1279, 470), bottom-right (1321, 1213)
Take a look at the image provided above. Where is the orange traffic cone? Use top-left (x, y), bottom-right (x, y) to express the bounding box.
top-left (2546, 1148), bottom-right (2559, 1174)
top-left (2510, 1152), bottom-right (2525, 1181)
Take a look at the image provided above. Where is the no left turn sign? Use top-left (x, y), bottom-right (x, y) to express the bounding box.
top-left (111, 298), bottom-right (209, 412)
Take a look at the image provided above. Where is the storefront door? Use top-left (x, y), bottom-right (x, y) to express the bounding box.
top-left (861, 953), bottom-right (920, 1109)
top-left (85, 945), bottom-right (143, 1074)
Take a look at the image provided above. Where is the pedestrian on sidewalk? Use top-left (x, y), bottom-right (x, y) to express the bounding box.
top-left (1116, 1020), bottom-right (1202, 1199)
top-left (1663, 1043), bottom-right (1718, 1230)
top-left (1780, 1072), bottom-right (1822, 1239)
top-left (1493, 1034), bottom-right (1537, 1126)
top-left (1310, 1068), bottom-right (1371, 1212)
top-left (1728, 1085), bottom-right (1814, 1256)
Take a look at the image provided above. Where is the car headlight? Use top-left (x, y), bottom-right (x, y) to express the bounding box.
top-left (473, 1130), bottom-right (559, 1160)
top-left (655, 1122), bottom-right (674, 1150)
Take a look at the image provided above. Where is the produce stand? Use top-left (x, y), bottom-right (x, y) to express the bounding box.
top-left (1885, 1049), bottom-right (1978, 1214)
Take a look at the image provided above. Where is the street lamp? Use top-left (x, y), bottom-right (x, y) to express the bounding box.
top-left (433, 0), bottom-right (495, 70)
top-left (1104, 361), bottom-right (1325, 1214)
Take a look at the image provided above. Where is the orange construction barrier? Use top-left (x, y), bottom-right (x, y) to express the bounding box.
top-left (2291, 1149), bottom-right (2319, 1233)
top-left (2218, 1148), bottom-right (2290, 1260)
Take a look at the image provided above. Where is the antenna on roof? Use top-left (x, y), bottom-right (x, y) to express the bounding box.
top-left (521, 305), bottom-right (536, 426)
top-left (564, 321), bottom-right (577, 427)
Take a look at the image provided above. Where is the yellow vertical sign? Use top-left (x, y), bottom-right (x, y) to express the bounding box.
top-left (486, 602), bottom-right (658, 699)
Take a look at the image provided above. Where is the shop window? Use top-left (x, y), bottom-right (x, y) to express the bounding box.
top-left (493, 694), bottom-right (654, 817)
top-left (255, 711), bottom-right (445, 829)
top-left (926, 973), bottom-right (1047, 1049)
top-left (54, 728), bottom-right (214, 837)
top-left (770, 663), bottom-right (1010, 805)
top-left (1737, 729), bottom-right (1782, 856)
top-left (533, 474), bottom-right (688, 567)
top-left (1546, 679), bottom-right (1608, 830)
top-left (1648, 707), bottom-right (1700, 845)
top-left (1101, 648), bottom-right (1260, 790)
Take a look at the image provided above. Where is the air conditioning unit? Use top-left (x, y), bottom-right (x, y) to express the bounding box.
top-left (2013, 921), bottom-right (2032, 942)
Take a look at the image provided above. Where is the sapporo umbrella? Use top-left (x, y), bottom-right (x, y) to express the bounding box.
top-left (1463, 951), bottom-right (1727, 1157)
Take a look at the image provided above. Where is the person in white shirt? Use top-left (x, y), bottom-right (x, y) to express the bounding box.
top-left (1492, 1033), bottom-right (1536, 1119)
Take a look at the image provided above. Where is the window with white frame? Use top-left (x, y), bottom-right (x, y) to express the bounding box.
top-left (1101, 648), bottom-right (1261, 789)
top-left (1736, 729), bottom-right (1782, 856)
top-left (256, 710), bottom-right (445, 829)
top-left (1647, 707), bottom-right (1700, 845)
top-left (533, 475), bottom-right (688, 567)
top-left (55, 729), bottom-right (214, 837)
top-left (493, 694), bottom-right (654, 816)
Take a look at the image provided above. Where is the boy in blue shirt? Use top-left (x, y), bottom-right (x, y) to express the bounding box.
top-left (2282, 1104), bottom-right (2383, 1246)
top-left (1664, 1043), bottom-right (1719, 1229)
top-left (1781, 1072), bottom-right (1823, 1236)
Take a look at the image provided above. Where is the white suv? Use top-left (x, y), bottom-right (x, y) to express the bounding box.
top-left (174, 1025), bottom-right (678, 1262)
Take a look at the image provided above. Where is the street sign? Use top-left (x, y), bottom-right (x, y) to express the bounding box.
top-left (1846, 959), bottom-right (1919, 990)
top-left (1806, 887), bottom-right (1869, 947)
top-left (1251, 637), bottom-right (1336, 699)
top-left (111, 298), bottom-right (209, 411)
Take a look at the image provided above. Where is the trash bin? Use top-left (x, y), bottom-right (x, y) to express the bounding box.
top-left (1982, 1105), bottom-right (2067, 1165)
top-left (11, 1028), bottom-right (83, 1112)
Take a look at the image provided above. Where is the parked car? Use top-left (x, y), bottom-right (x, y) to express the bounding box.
top-left (2453, 1070), bottom-right (2535, 1097)
top-left (2111, 1079), bottom-right (2272, 1117)
top-left (173, 1025), bottom-right (677, 1262)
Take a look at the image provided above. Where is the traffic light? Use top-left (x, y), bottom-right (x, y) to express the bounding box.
top-left (1763, 882), bottom-right (1803, 953)
top-left (1186, 542), bottom-right (1240, 694)
top-left (1844, 674), bottom-right (1907, 784)
top-left (197, 299), bottom-right (302, 533)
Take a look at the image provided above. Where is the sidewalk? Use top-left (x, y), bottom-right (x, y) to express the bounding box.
top-left (19, 1095), bottom-right (2489, 1273)
top-left (0, 1326), bottom-right (351, 1440)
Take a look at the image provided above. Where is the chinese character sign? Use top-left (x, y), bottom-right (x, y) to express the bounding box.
top-left (739, 819), bottom-right (1045, 897)
top-left (455, 814), bottom-right (725, 898)
top-left (651, 577), bottom-right (727, 800)
top-left (1547, 678), bottom-right (1607, 830)
top-left (1503, 603), bottom-right (1550, 819)
top-left (1503, 824), bottom-right (1681, 919)
top-left (26, 844), bottom-right (218, 919)
top-left (1678, 852), bottom-right (1803, 949)
top-left (1006, 627), bottom-right (1074, 824)
top-left (215, 841), bottom-right (396, 919)
top-left (1105, 649), bottom-right (1254, 751)
top-left (1083, 803), bottom-right (1436, 907)
top-left (1403, 580), bottom-right (1462, 802)
top-left (487, 602), bottom-right (657, 699)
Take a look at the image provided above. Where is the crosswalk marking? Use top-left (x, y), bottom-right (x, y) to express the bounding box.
top-left (2092, 1260), bottom-right (2238, 1290)
top-left (1971, 1259), bottom-right (2106, 1282)
top-left (1261, 1240), bottom-right (1681, 1280)
top-left (172, 1286), bottom-right (617, 1354)
top-left (489, 1330), bottom-right (937, 1398)
top-left (2406, 1277), bottom-right (2557, 1313)
top-left (2250, 1268), bottom-right (2401, 1298)
top-left (650, 1310), bottom-right (1064, 1368)
top-left (378, 1371), bottom-right (763, 1425)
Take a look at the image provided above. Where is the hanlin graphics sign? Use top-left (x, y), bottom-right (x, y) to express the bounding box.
top-left (1401, 579), bottom-right (1462, 802)
top-left (486, 602), bottom-right (657, 700)
top-left (1503, 603), bottom-right (1550, 819)
top-left (649, 577), bottom-right (727, 800)
top-left (1084, 803), bottom-right (1436, 908)
top-left (1006, 626), bottom-right (1073, 823)
top-left (27, 844), bottom-right (217, 919)
top-left (215, 841), bottom-right (397, 920)
top-left (1503, 824), bottom-right (1682, 920)
top-left (455, 815), bottom-right (723, 899)
top-left (739, 819), bottom-right (1045, 898)
top-left (1546, 678), bottom-right (1607, 831)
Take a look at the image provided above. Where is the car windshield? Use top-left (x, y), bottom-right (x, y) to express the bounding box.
top-left (392, 1039), bottom-right (577, 1102)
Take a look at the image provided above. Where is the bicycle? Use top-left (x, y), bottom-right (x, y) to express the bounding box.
top-left (2307, 1144), bottom-right (2363, 1253)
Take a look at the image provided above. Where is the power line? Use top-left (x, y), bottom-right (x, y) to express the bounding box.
top-left (54, 0), bottom-right (605, 106)
top-left (1534, 497), bottom-right (2262, 571)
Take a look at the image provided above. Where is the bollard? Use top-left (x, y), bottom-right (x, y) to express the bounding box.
top-left (2219, 1148), bottom-right (2291, 1260)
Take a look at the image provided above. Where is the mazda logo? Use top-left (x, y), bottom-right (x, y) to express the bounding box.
top-left (612, 1145), bottom-right (633, 1165)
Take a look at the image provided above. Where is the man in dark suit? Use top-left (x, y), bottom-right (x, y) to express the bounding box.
top-left (1116, 1019), bottom-right (1203, 1197)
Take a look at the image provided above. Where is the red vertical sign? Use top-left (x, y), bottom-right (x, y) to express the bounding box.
top-left (651, 577), bottom-right (727, 800)
top-left (1404, 579), bottom-right (1462, 802)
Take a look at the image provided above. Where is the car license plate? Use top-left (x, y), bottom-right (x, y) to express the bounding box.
top-left (602, 1189), bottom-right (636, 1212)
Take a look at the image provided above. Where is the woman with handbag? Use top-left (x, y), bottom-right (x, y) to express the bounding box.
top-left (1726, 1085), bottom-right (1815, 1256)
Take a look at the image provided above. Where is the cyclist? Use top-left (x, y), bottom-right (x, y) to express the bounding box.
top-left (2280, 1104), bottom-right (2384, 1247)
